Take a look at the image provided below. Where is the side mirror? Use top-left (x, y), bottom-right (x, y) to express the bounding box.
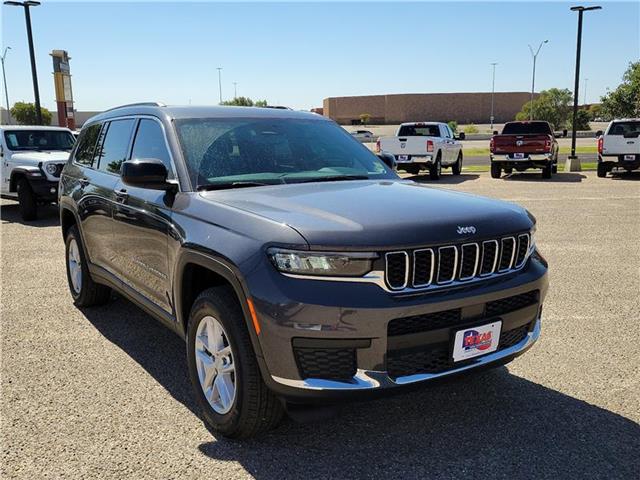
top-left (457, 132), bottom-right (466, 140)
top-left (595, 130), bottom-right (603, 137)
top-left (493, 130), bottom-right (499, 136)
top-left (121, 159), bottom-right (174, 190)
top-left (377, 152), bottom-right (397, 170)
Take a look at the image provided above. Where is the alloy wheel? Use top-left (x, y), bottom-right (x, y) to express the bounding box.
top-left (68, 238), bottom-right (82, 294)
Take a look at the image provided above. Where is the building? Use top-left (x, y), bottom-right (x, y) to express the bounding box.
top-left (323, 92), bottom-right (536, 125)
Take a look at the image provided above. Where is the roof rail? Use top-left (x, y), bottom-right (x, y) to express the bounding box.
top-left (104, 102), bottom-right (166, 112)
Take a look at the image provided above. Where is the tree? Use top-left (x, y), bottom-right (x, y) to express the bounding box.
top-left (516, 88), bottom-right (573, 129)
top-left (220, 96), bottom-right (268, 107)
top-left (359, 113), bottom-right (371, 125)
top-left (587, 103), bottom-right (603, 121)
top-left (10, 102), bottom-right (52, 125)
top-left (600, 61), bottom-right (640, 119)
top-left (572, 109), bottom-right (591, 131)
top-left (447, 121), bottom-right (457, 133)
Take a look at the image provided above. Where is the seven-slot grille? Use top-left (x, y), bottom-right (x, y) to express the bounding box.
top-left (384, 233), bottom-right (531, 291)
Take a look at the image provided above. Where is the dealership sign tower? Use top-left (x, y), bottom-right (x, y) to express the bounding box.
top-left (50, 49), bottom-right (75, 129)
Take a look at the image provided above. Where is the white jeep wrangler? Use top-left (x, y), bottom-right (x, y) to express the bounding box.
top-left (1, 126), bottom-right (75, 220)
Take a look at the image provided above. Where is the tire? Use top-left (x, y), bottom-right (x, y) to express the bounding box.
top-left (187, 286), bottom-right (284, 439)
top-left (17, 178), bottom-right (37, 221)
top-left (65, 225), bottom-right (112, 307)
top-left (452, 152), bottom-right (462, 175)
top-left (490, 164), bottom-right (501, 179)
top-left (429, 154), bottom-right (442, 180)
top-left (552, 164), bottom-right (558, 174)
top-left (542, 163), bottom-right (552, 179)
top-left (597, 163), bottom-right (608, 178)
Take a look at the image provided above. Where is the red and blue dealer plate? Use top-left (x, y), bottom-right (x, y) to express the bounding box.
top-left (452, 321), bottom-right (502, 362)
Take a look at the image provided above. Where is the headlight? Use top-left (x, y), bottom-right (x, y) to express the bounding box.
top-left (45, 163), bottom-right (58, 175)
top-left (268, 248), bottom-right (376, 277)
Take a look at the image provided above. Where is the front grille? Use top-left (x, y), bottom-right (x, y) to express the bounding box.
top-left (294, 347), bottom-right (357, 380)
top-left (498, 325), bottom-right (530, 349)
top-left (384, 233), bottom-right (530, 291)
top-left (485, 290), bottom-right (539, 317)
top-left (388, 309), bottom-right (462, 336)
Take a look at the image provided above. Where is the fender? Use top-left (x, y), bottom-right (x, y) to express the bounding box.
top-left (9, 166), bottom-right (43, 192)
top-left (173, 247), bottom-right (269, 370)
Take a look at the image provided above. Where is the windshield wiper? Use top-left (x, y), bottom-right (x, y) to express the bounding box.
top-left (288, 175), bottom-right (369, 184)
top-left (197, 181), bottom-right (274, 191)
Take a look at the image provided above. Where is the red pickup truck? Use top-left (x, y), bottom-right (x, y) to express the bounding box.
top-left (490, 121), bottom-right (559, 179)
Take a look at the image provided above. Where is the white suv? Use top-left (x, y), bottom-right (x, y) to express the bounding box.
top-left (0, 126), bottom-right (75, 220)
top-left (597, 119), bottom-right (640, 177)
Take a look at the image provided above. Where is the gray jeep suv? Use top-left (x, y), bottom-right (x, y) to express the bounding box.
top-left (59, 103), bottom-right (548, 439)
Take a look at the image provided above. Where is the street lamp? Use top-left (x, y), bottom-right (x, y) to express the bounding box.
top-left (490, 62), bottom-right (497, 131)
top-left (216, 67), bottom-right (223, 104)
top-left (233, 82), bottom-right (238, 99)
top-left (567, 5), bottom-right (602, 172)
top-left (1, 46), bottom-right (11, 124)
top-left (583, 77), bottom-right (588, 105)
top-left (528, 40), bottom-right (548, 120)
top-left (4, 1), bottom-right (42, 125)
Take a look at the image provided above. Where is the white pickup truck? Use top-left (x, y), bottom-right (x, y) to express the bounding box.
top-left (597, 119), bottom-right (640, 177)
top-left (1, 125), bottom-right (75, 220)
top-left (376, 122), bottom-right (464, 179)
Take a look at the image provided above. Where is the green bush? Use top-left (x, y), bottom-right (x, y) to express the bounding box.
top-left (447, 121), bottom-right (457, 133)
top-left (463, 124), bottom-right (479, 134)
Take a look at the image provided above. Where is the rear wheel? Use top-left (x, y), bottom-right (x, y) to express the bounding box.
top-left (490, 164), bottom-right (501, 179)
top-left (187, 286), bottom-right (284, 439)
top-left (542, 163), bottom-right (552, 179)
top-left (452, 152), bottom-right (463, 175)
top-left (65, 225), bottom-right (112, 307)
top-left (17, 178), bottom-right (37, 221)
top-left (429, 154), bottom-right (442, 180)
top-left (597, 162), bottom-right (608, 178)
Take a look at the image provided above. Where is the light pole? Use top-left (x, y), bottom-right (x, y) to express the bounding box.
top-left (216, 67), bottom-right (223, 103)
top-left (1, 46), bottom-right (11, 124)
top-left (233, 82), bottom-right (238, 99)
top-left (583, 77), bottom-right (588, 105)
top-left (567, 5), bottom-right (601, 171)
top-left (4, 1), bottom-right (42, 125)
top-left (490, 62), bottom-right (497, 131)
top-left (528, 40), bottom-right (548, 120)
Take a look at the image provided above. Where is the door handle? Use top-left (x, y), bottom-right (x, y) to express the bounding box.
top-left (115, 188), bottom-right (129, 202)
top-left (79, 177), bottom-right (90, 187)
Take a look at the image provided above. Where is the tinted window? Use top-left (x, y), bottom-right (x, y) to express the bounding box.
top-left (3, 129), bottom-right (75, 152)
top-left (608, 121), bottom-right (640, 137)
top-left (74, 124), bottom-right (101, 166)
top-left (502, 122), bottom-right (553, 135)
top-left (96, 119), bottom-right (135, 174)
top-left (130, 119), bottom-right (173, 176)
top-left (442, 125), bottom-right (451, 138)
top-left (175, 118), bottom-right (394, 188)
top-left (398, 125), bottom-right (441, 137)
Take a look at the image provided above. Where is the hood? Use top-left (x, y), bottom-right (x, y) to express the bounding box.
top-left (10, 151), bottom-right (70, 164)
top-left (200, 180), bottom-right (533, 249)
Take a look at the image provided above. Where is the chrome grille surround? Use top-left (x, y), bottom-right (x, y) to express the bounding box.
top-left (479, 239), bottom-right (499, 276)
top-left (384, 251), bottom-right (409, 290)
top-left (459, 243), bottom-right (480, 280)
top-left (412, 248), bottom-right (435, 287)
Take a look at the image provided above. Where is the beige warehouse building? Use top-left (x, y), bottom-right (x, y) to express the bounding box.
top-left (323, 92), bottom-right (535, 125)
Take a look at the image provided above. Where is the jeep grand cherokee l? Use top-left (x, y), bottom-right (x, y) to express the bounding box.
top-left (59, 103), bottom-right (548, 439)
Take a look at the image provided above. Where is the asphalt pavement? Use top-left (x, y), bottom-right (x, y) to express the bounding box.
top-left (2, 171), bottom-right (639, 479)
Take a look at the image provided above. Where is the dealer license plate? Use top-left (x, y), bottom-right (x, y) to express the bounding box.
top-left (513, 153), bottom-right (525, 159)
top-left (397, 155), bottom-right (409, 162)
top-left (452, 321), bottom-right (502, 362)
top-left (624, 154), bottom-right (636, 161)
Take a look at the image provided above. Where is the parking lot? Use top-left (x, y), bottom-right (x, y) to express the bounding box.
top-left (1, 171), bottom-right (639, 479)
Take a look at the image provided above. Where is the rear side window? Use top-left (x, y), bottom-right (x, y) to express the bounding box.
top-left (502, 122), bottom-right (552, 135)
top-left (130, 119), bottom-right (173, 177)
top-left (398, 125), bottom-right (440, 137)
top-left (608, 121), bottom-right (640, 137)
top-left (96, 119), bottom-right (135, 174)
top-left (74, 124), bottom-right (101, 166)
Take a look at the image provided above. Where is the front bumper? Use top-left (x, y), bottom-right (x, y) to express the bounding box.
top-left (248, 255), bottom-right (548, 401)
top-left (28, 176), bottom-right (60, 202)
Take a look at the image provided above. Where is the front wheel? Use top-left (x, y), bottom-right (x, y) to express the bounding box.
top-left (490, 164), bottom-right (501, 179)
top-left (429, 155), bottom-right (442, 180)
top-left (17, 178), bottom-right (37, 221)
top-left (187, 286), bottom-right (283, 439)
top-left (452, 152), bottom-right (462, 175)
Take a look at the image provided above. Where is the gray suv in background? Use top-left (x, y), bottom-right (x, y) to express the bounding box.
top-left (59, 103), bottom-right (549, 439)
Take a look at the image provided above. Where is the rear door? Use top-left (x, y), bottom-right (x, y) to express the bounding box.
top-left (110, 117), bottom-right (175, 313)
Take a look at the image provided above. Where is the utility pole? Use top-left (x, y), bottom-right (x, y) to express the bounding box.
top-left (567, 5), bottom-right (602, 172)
top-left (4, 1), bottom-right (42, 124)
top-left (233, 82), bottom-right (238, 99)
top-left (528, 40), bottom-right (548, 121)
top-left (490, 62), bottom-right (497, 131)
top-left (217, 67), bottom-right (223, 104)
top-left (583, 77), bottom-right (588, 105)
top-left (1, 47), bottom-right (11, 124)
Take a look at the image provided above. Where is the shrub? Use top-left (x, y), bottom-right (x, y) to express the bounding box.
top-left (447, 121), bottom-right (457, 133)
top-left (463, 124), bottom-right (479, 134)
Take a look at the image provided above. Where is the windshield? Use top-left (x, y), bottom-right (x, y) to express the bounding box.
top-left (3, 130), bottom-right (75, 151)
top-left (502, 122), bottom-right (552, 135)
top-left (175, 118), bottom-right (395, 188)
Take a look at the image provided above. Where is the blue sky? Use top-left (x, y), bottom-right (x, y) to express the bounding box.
top-left (1, 1), bottom-right (638, 112)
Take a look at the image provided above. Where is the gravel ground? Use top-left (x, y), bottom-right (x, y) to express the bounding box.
top-left (2, 171), bottom-right (639, 479)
